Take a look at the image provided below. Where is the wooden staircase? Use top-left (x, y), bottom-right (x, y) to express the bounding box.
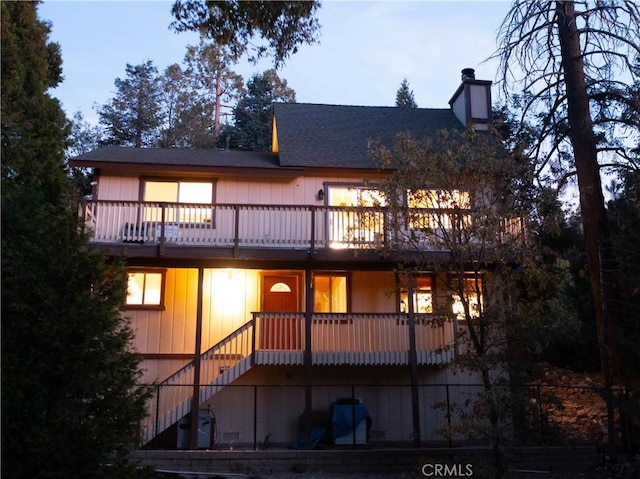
top-left (141, 320), bottom-right (256, 445)
top-left (140, 312), bottom-right (455, 445)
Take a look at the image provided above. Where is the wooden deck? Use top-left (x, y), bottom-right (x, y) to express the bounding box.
top-left (141, 313), bottom-right (455, 444)
top-left (81, 200), bottom-right (524, 252)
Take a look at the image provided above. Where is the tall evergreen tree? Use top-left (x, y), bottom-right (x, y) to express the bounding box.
top-left (231, 69), bottom-right (295, 151)
top-left (1, 3), bottom-right (149, 477)
top-left (395, 78), bottom-right (417, 108)
top-left (160, 63), bottom-right (193, 148)
top-left (98, 61), bottom-right (163, 147)
top-left (495, 0), bottom-right (640, 452)
top-left (183, 38), bottom-right (244, 139)
top-left (160, 38), bottom-right (244, 149)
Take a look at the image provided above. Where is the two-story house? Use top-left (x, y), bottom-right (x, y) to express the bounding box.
top-left (71, 68), bottom-right (499, 450)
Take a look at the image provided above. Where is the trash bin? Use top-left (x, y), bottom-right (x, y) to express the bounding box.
top-left (177, 409), bottom-right (214, 449)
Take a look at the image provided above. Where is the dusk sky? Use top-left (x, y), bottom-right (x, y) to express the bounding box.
top-left (39, 1), bottom-right (514, 124)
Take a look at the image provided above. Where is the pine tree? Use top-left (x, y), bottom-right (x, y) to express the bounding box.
top-left (395, 78), bottom-right (417, 108)
top-left (98, 61), bottom-right (164, 147)
top-left (2, 3), bottom-right (149, 477)
top-left (496, 0), bottom-right (640, 451)
top-left (232, 69), bottom-right (296, 151)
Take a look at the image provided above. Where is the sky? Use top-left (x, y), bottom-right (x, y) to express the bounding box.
top-left (39, 0), bottom-right (514, 125)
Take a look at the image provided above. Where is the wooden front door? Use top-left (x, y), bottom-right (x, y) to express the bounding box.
top-left (261, 275), bottom-right (300, 349)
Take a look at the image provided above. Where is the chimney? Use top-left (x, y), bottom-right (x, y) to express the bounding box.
top-left (461, 68), bottom-right (476, 81)
top-left (449, 68), bottom-right (492, 130)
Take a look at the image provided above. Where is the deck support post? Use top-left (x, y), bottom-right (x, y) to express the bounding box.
top-left (303, 268), bottom-right (314, 449)
top-left (189, 267), bottom-right (205, 449)
top-left (407, 273), bottom-right (421, 447)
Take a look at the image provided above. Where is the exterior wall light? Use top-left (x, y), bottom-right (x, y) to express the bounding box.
top-left (317, 189), bottom-right (325, 201)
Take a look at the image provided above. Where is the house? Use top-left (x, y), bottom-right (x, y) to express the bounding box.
top-left (70, 69), bottom-right (501, 449)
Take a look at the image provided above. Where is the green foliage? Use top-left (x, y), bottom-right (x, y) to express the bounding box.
top-left (98, 61), bottom-right (164, 147)
top-left (1, 0), bottom-right (68, 202)
top-left (231, 69), bottom-right (296, 151)
top-left (2, 198), bottom-right (150, 478)
top-left (607, 172), bottom-right (640, 383)
top-left (395, 78), bottom-right (417, 108)
top-left (170, 0), bottom-right (321, 67)
top-left (2, 3), bottom-right (150, 477)
top-left (371, 128), bottom-right (582, 460)
top-left (160, 37), bottom-right (245, 148)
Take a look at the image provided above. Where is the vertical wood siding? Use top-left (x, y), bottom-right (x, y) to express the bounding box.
top-left (214, 175), bottom-right (386, 206)
top-left (201, 269), bottom-right (260, 351)
top-left (97, 175), bottom-right (139, 201)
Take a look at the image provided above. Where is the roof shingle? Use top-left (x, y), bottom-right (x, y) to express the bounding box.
top-left (274, 103), bottom-right (463, 169)
top-left (70, 103), bottom-right (466, 172)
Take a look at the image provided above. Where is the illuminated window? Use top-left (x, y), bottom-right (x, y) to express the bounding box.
top-left (327, 185), bottom-right (385, 248)
top-left (327, 186), bottom-right (385, 207)
top-left (314, 274), bottom-right (348, 313)
top-left (143, 180), bottom-right (214, 223)
top-left (269, 282), bottom-right (291, 293)
top-left (400, 276), bottom-right (433, 314)
top-left (126, 270), bottom-right (165, 309)
top-left (408, 189), bottom-right (470, 231)
top-left (452, 277), bottom-right (483, 320)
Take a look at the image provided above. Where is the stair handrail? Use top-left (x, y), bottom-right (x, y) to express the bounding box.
top-left (142, 318), bottom-right (255, 444)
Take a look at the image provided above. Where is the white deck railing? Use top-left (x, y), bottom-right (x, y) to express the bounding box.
top-left (141, 312), bottom-right (455, 444)
top-left (253, 312), bottom-right (454, 366)
top-left (142, 320), bottom-right (255, 445)
top-left (81, 200), bottom-right (524, 251)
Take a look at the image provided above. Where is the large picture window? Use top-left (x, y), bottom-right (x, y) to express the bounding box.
top-left (143, 180), bottom-right (214, 223)
top-left (326, 185), bottom-right (385, 248)
top-left (314, 273), bottom-right (349, 313)
top-left (126, 269), bottom-right (165, 309)
top-left (408, 189), bottom-right (470, 231)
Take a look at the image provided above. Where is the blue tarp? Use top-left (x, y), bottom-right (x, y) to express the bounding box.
top-left (291, 399), bottom-right (371, 449)
top-left (291, 426), bottom-right (327, 449)
top-left (328, 403), bottom-right (370, 440)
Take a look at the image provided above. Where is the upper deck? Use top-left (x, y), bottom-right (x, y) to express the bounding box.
top-left (80, 200), bottom-right (524, 263)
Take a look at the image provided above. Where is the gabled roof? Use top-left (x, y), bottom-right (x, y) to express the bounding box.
top-left (274, 103), bottom-right (463, 169)
top-left (70, 104), bottom-right (466, 173)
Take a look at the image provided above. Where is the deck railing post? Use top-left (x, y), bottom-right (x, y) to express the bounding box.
top-left (159, 202), bottom-right (166, 256)
top-left (233, 205), bottom-right (240, 257)
top-left (310, 206), bottom-right (316, 255)
top-left (189, 267), bottom-right (205, 449)
top-left (406, 275), bottom-right (421, 447)
top-left (303, 268), bottom-right (314, 449)
top-left (251, 314), bottom-right (257, 367)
